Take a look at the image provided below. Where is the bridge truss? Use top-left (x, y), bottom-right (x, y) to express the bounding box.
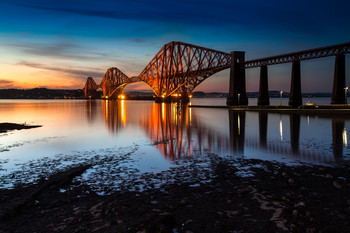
top-left (100, 67), bottom-right (130, 98)
top-left (83, 77), bottom-right (99, 98)
top-left (139, 41), bottom-right (231, 97)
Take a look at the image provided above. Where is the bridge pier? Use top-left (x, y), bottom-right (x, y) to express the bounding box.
top-left (331, 54), bottom-right (346, 104)
top-left (258, 65), bottom-right (270, 106)
top-left (227, 51), bottom-right (248, 106)
top-left (155, 96), bottom-right (172, 103)
top-left (288, 61), bottom-right (302, 107)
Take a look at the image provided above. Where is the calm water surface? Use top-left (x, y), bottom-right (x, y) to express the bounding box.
top-left (0, 99), bottom-right (349, 191)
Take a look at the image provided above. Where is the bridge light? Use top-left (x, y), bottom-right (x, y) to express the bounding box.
top-left (189, 95), bottom-right (192, 98)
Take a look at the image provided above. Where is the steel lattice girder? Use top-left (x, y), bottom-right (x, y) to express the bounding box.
top-left (83, 77), bottom-right (99, 97)
top-left (138, 41), bottom-right (231, 97)
top-left (100, 67), bottom-right (130, 98)
top-left (245, 42), bottom-right (350, 68)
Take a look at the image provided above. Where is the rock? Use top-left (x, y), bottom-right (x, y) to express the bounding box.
top-left (293, 210), bottom-right (298, 216)
top-left (306, 228), bottom-right (316, 233)
top-left (179, 200), bottom-right (186, 205)
top-left (288, 178), bottom-right (294, 184)
top-left (185, 219), bottom-right (193, 224)
top-left (217, 211), bottom-right (224, 216)
top-left (326, 174), bottom-right (333, 179)
top-left (295, 202), bottom-right (306, 208)
top-left (90, 202), bottom-right (104, 214)
top-left (306, 212), bottom-right (311, 217)
top-left (227, 199), bottom-right (233, 204)
top-left (319, 167), bottom-right (325, 171)
top-left (333, 181), bottom-right (342, 189)
top-left (282, 172), bottom-right (287, 177)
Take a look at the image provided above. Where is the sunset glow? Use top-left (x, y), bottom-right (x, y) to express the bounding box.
top-left (0, 1), bottom-right (350, 93)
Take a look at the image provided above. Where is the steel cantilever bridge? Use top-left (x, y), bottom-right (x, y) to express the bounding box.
top-left (83, 41), bottom-right (350, 106)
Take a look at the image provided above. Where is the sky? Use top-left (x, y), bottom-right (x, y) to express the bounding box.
top-left (0, 0), bottom-right (349, 93)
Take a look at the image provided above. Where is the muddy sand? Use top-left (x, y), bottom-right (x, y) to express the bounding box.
top-left (0, 156), bottom-right (349, 233)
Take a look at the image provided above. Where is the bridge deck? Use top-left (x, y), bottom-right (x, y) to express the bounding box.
top-left (244, 42), bottom-right (350, 68)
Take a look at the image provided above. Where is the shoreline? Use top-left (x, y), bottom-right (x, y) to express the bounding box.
top-left (0, 157), bottom-right (349, 232)
top-left (0, 123), bottom-right (41, 133)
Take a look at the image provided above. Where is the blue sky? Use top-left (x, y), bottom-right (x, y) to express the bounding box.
top-left (0, 0), bottom-right (349, 92)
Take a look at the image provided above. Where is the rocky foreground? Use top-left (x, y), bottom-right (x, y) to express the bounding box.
top-left (0, 157), bottom-right (349, 233)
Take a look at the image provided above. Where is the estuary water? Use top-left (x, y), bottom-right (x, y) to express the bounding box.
top-left (0, 99), bottom-right (349, 192)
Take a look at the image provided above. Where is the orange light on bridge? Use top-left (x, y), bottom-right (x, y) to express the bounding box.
top-left (189, 95), bottom-right (192, 98)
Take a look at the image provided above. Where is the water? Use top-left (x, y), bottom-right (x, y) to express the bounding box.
top-left (0, 99), bottom-right (349, 192)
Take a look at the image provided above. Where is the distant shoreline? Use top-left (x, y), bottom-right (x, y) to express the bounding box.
top-left (0, 88), bottom-right (338, 99)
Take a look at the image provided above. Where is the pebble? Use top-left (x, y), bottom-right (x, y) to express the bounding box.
top-left (306, 228), bottom-right (316, 233)
top-left (227, 199), bottom-right (233, 204)
top-left (179, 200), bottom-right (186, 205)
top-left (295, 202), bottom-right (306, 208)
top-left (293, 210), bottom-right (298, 216)
top-left (288, 178), bottom-right (295, 184)
top-left (333, 181), bottom-right (342, 189)
top-left (217, 211), bottom-right (224, 216)
top-left (282, 172), bottom-right (287, 177)
top-left (326, 174), bottom-right (333, 179)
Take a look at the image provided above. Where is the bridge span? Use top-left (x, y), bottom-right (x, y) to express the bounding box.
top-left (83, 41), bottom-right (350, 106)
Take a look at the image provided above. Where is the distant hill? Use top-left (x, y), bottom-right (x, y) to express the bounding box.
top-left (0, 88), bottom-right (84, 99)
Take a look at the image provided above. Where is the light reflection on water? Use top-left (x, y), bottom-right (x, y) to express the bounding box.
top-left (0, 99), bottom-right (350, 188)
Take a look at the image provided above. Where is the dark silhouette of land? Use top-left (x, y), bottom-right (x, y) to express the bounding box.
top-left (0, 88), bottom-right (338, 100)
top-left (0, 123), bottom-right (41, 133)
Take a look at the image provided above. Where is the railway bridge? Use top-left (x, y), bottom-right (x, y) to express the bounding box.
top-left (83, 41), bottom-right (350, 106)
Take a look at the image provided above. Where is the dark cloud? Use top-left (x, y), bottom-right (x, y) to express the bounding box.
top-left (0, 79), bottom-right (14, 84)
top-left (17, 61), bottom-right (105, 79)
top-left (0, 79), bottom-right (15, 88)
top-left (5, 40), bottom-right (108, 61)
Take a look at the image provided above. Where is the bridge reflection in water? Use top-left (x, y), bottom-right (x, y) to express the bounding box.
top-left (85, 100), bottom-right (348, 163)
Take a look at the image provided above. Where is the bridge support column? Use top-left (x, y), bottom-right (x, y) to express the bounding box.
top-left (181, 93), bottom-right (190, 103)
top-left (155, 96), bottom-right (172, 103)
top-left (331, 54), bottom-right (346, 104)
top-left (288, 61), bottom-right (302, 107)
top-left (258, 65), bottom-right (270, 106)
top-left (227, 51), bottom-right (248, 106)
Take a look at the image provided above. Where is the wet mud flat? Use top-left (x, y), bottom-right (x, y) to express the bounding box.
top-left (0, 157), bottom-right (349, 233)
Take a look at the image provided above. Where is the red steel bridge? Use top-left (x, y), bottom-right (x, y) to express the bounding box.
top-left (83, 41), bottom-right (350, 106)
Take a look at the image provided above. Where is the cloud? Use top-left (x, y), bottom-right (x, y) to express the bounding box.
top-left (4, 40), bottom-right (108, 61)
top-left (0, 79), bottom-right (15, 88)
top-left (17, 61), bottom-right (105, 79)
